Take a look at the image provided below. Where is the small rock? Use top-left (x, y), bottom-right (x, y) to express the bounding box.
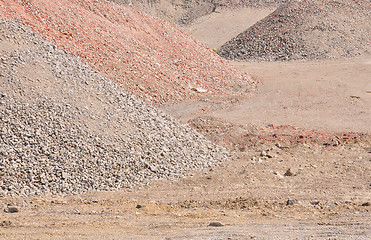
top-left (310, 201), bottom-right (320, 205)
top-left (274, 171), bottom-right (284, 178)
top-left (0, 220), bottom-right (12, 227)
top-left (90, 198), bottom-right (99, 203)
top-left (286, 199), bottom-right (296, 206)
top-left (61, 172), bottom-right (68, 179)
top-left (72, 209), bottom-right (80, 214)
top-left (284, 168), bottom-right (294, 177)
top-left (361, 202), bottom-right (370, 206)
top-left (136, 204), bottom-right (143, 209)
top-left (260, 151), bottom-right (267, 157)
top-left (208, 222), bottom-right (224, 227)
top-left (5, 206), bottom-right (19, 213)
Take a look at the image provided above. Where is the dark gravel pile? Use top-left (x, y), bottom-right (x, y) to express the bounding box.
top-left (217, 0), bottom-right (371, 61)
top-left (0, 20), bottom-right (228, 197)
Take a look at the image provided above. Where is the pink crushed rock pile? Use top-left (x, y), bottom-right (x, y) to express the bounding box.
top-left (0, 0), bottom-right (256, 104)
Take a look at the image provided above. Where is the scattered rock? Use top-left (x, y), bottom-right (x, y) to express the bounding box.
top-left (310, 201), bottom-right (320, 206)
top-left (361, 202), bottom-right (370, 206)
top-left (90, 198), bottom-right (99, 204)
top-left (72, 209), bottom-right (80, 214)
top-left (208, 222), bottom-right (224, 227)
top-left (260, 150), bottom-right (267, 157)
top-left (286, 199), bottom-right (296, 206)
top-left (274, 171), bottom-right (284, 179)
top-left (4, 206), bottom-right (19, 213)
top-left (0, 220), bottom-right (12, 227)
top-left (284, 168), bottom-right (294, 177)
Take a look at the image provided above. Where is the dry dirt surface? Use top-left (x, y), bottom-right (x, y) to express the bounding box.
top-left (217, 0), bottom-right (371, 61)
top-left (185, 7), bottom-right (275, 49)
top-left (1, 1), bottom-right (371, 240)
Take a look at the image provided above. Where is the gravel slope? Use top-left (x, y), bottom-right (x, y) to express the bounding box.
top-left (109, 0), bottom-right (282, 25)
top-left (0, 0), bottom-right (255, 104)
top-left (0, 20), bottom-right (228, 196)
top-left (217, 0), bottom-right (371, 61)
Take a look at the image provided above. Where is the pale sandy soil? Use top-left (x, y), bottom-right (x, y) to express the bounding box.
top-left (1, 7), bottom-right (370, 240)
top-left (184, 7), bottom-right (275, 49)
top-left (162, 56), bottom-right (371, 133)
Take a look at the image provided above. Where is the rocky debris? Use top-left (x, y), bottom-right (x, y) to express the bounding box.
top-left (217, 0), bottom-right (371, 61)
top-left (208, 221), bottom-right (224, 227)
top-left (109, 0), bottom-right (283, 25)
top-left (274, 171), bottom-right (284, 178)
top-left (0, 20), bottom-right (228, 196)
top-left (286, 199), bottom-right (296, 206)
top-left (284, 168), bottom-right (294, 176)
top-left (0, 0), bottom-right (256, 105)
top-left (109, 0), bottom-right (217, 25)
top-left (310, 200), bottom-right (320, 205)
top-left (0, 220), bottom-right (12, 227)
top-left (4, 206), bottom-right (19, 213)
top-left (188, 116), bottom-right (360, 152)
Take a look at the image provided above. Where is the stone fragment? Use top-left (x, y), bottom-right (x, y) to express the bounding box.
top-left (286, 199), bottom-right (296, 206)
top-left (5, 206), bottom-right (19, 213)
top-left (208, 222), bottom-right (224, 227)
top-left (284, 168), bottom-right (294, 177)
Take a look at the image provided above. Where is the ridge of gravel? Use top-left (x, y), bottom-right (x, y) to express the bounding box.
top-left (217, 0), bottom-right (371, 61)
top-left (0, 0), bottom-right (256, 104)
top-left (0, 19), bottom-right (229, 197)
top-left (109, 0), bottom-right (283, 25)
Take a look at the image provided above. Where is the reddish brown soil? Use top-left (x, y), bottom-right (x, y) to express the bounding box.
top-left (0, 0), bottom-right (255, 104)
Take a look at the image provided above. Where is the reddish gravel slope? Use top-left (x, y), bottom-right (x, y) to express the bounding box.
top-left (0, 0), bottom-right (255, 104)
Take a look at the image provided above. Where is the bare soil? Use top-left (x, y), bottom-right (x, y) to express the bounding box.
top-left (1, 4), bottom-right (371, 240)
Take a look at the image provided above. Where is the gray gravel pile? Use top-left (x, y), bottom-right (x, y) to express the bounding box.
top-left (0, 19), bottom-right (228, 196)
top-left (109, 0), bottom-right (284, 25)
top-left (217, 0), bottom-right (371, 61)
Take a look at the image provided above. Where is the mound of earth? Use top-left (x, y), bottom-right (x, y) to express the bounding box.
top-left (0, 0), bottom-right (255, 104)
top-left (0, 20), bottom-right (228, 196)
top-left (217, 0), bottom-right (371, 61)
top-left (109, 0), bottom-right (281, 25)
top-left (109, 0), bottom-right (217, 25)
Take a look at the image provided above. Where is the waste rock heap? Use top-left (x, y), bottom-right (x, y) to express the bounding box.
top-left (0, 20), bottom-right (228, 196)
top-left (217, 0), bottom-right (371, 61)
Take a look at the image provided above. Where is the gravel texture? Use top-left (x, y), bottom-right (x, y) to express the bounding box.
top-left (0, 19), bottom-right (228, 197)
top-left (217, 0), bottom-right (371, 61)
top-left (110, 0), bottom-right (283, 25)
top-left (0, 0), bottom-right (256, 104)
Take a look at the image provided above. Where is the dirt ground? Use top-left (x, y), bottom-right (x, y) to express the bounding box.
top-left (1, 7), bottom-right (371, 240)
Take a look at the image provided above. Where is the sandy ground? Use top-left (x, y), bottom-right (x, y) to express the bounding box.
top-left (162, 56), bottom-right (371, 134)
top-left (1, 7), bottom-right (371, 240)
top-left (184, 7), bottom-right (275, 49)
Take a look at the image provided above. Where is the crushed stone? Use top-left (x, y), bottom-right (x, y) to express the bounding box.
top-left (0, 19), bottom-right (229, 197)
top-left (217, 0), bottom-right (371, 61)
